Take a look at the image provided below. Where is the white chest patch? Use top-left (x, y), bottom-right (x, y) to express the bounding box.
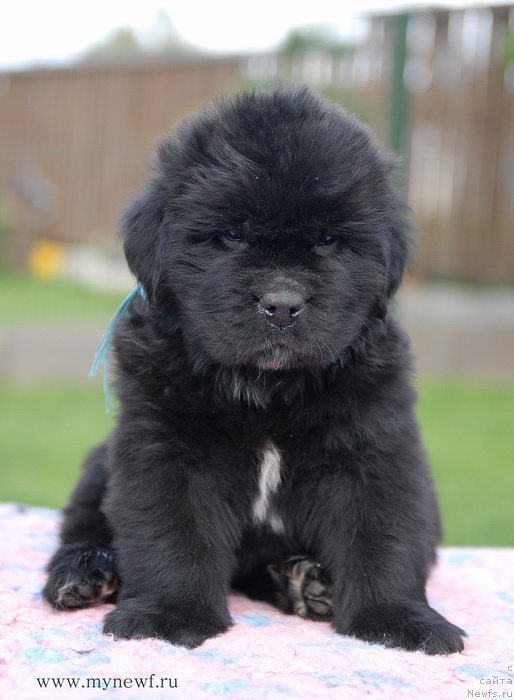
top-left (252, 443), bottom-right (282, 526)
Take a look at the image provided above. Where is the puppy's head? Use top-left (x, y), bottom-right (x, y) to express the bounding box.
top-left (122, 87), bottom-right (413, 373)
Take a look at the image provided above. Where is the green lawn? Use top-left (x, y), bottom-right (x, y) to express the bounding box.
top-left (0, 271), bottom-right (127, 324)
top-left (415, 380), bottom-right (514, 546)
top-left (0, 382), bottom-right (113, 508)
top-left (0, 378), bottom-right (512, 545)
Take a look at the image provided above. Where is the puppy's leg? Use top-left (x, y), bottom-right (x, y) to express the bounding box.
top-left (314, 446), bottom-right (465, 655)
top-left (43, 443), bottom-right (119, 609)
top-left (102, 436), bottom-right (239, 648)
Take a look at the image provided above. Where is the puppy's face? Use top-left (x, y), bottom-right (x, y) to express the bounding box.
top-left (123, 89), bottom-right (411, 373)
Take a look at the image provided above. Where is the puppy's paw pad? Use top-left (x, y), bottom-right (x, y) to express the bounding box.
top-left (345, 602), bottom-right (465, 655)
top-left (44, 546), bottom-right (119, 610)
top-left (104, 600), bottom-right (230, 648)
top-left (268, 555), bottom-right (333, 620)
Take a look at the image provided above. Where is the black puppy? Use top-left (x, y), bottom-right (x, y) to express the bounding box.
top-left (44, 87), bottom-right (465, 654)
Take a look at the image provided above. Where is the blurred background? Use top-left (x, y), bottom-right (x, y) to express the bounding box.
top-left (0, 0), bottom-right (512, 545)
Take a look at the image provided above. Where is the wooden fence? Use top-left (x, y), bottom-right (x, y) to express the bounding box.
top-left (0, 59), bottom-right (242, 261)
top-left (405, 6), bottom-right (514, 283)
top-left (1, 5), bottom-right (513, 283)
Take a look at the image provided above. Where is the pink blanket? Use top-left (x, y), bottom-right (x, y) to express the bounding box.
top-left (1, 503), bottom-right (513, 699)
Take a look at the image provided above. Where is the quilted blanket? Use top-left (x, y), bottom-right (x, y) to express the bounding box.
top-left (1, 503), bottom-right (513, 699)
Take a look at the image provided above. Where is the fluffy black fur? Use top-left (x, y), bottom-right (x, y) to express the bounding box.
top-left (44, 87), bottom-right (465, 654)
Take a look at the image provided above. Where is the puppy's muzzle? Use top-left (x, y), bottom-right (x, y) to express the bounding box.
top-left (258, 290), bottom-right (305, 328)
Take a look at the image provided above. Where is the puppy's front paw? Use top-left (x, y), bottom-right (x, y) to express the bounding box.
top-left (43, 546), bottom-right (119, 609)
top-left (103, 599), bottom-right (231, 648)
top-left (342, 601), bottom-right (465, 655)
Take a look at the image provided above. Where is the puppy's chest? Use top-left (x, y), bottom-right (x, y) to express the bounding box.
top-left (251, 442), bottom-right (287, 534)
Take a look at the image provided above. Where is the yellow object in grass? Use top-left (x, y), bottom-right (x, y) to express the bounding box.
top-left (28, 239), bottom-right (65, 279)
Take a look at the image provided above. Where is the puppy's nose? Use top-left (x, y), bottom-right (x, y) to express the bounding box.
top-left (259, 290), bottom-right (305, 328)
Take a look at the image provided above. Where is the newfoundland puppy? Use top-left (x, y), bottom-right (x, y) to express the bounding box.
top-left (44, 86), bottom-right (465, 654)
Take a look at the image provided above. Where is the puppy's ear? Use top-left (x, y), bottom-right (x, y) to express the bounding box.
top-left (121, 182), bottom-right (167, 303)
top-left (373, 149), bottom-right (415, 299)
top-left (384, 211), bottom-right (414, 298)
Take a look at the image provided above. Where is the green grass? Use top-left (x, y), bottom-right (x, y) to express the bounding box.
top-left (0, 271), bottom-right (127, 324)
top-left (0, 382), bottom-right (113, 508)
top-left (0, 379), bottom-right (512, 545)
top-left (416, 379), bottom-right (514, 546)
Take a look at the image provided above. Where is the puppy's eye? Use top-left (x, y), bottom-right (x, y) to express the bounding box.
top-left (221, 230), bottom-right (247, 250)
top-left (315, 234), bottom-right (337, 248)
top-left (223, 231), bottom-right (242, 242)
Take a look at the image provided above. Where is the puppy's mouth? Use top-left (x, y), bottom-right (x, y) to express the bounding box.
top-left (247, 344), bottom-right (325, 371)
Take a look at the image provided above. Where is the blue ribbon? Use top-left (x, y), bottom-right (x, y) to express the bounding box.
top-left (89, 284), bottom-right (145, 412)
